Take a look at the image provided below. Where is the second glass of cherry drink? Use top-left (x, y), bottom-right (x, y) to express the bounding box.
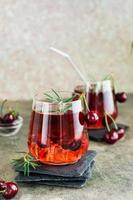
top-left (28, 91), bottom-right (89, 165)
top-left (74, 79), bottom-right (118, 129)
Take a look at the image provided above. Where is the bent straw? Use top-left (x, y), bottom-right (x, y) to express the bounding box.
top-left (49, 47), bottom-right (87, 84)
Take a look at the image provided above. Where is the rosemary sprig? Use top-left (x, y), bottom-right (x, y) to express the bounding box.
top-left (43, 92), bottom-right (57, 103)
top-left (51, 89), bottom-right (62, 101)
top-left (43, 90), bottom-right (76, 113)
top-left (63, 96), bottom-right (74, 103)
top-left (11, 153), bottom-right (40, 176)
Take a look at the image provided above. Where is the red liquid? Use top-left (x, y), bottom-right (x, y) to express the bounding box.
top-left (74, 86), bottom-right (118, 129)
top-left (86, 90), bottom-right (118, 128)
top-left (28, 110), bottom-right (89, 165)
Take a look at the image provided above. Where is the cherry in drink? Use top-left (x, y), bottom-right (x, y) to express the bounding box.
top-left (28, 92), bottom-right (89, 165)
top-left (74, 80), bottom-right (118, 129)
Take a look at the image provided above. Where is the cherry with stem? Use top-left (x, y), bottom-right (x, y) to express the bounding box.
top-left (116, 92), bottom-right (127, 103)
top-left (104, 113), bottom-right (125, 144)
top-left (104, 113), bottom-right (118, 131)
top-left (0, 100), bottom-right (19, 124)
top-left (80, 94), bottom-right (99, 125)
top-left (0, 179), bottom-right (18, 199)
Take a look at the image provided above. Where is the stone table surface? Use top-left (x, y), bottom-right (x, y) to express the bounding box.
top-left (0, 95), bottom-right (133, 200)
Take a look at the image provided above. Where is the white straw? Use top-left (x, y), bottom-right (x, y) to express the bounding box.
top-left (49, 47), bottom-right (87, 84)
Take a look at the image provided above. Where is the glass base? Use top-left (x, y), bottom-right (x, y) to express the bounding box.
top-left (28, 136), bottom-right (89, 165)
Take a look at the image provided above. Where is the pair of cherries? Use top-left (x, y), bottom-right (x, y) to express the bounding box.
top-left (0, 179), bottom-right (18, 199)
top-left (104, 92), bottom-right (127, 144)
top-left (0, 100), bottom-right (19, 124)
top-left (104, 127), bottom-right (125, 144)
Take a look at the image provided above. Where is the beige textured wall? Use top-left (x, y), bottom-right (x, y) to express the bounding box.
top-left (0, 0), bottom-right (133, 100)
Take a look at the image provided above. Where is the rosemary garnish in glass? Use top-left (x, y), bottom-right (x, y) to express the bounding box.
top-left (11, 153), bottom-right (40, 176)
top-left (43, 90), bottom-right (76, 113)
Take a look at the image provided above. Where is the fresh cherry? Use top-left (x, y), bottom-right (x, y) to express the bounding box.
top-left (3, 182), bottom-right (18, 199)
top-left (3, 113), bottom-right (15, 124)
top-left (86, 111), bottom-right (99, 125)
top-left (117, 128), bottom-right (125, 139)
top-left (104, 129), bottom-right (119, 144)
top-left (116, 92), bottom-right (127, 103)
top-left (0, 99), bottom-right (19, 124)
top-left (3, 110), bottom-right (19, 124)
top-left (79, 112), bottom-right (85, 125)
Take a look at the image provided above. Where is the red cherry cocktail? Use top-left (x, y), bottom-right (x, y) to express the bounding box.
top-left (28, 92), bottom-right (89, 165)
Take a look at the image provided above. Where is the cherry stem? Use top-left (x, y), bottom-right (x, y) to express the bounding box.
top-left (104, 113), bottom-right (110, 132)
top-left (0, 189), bottom-right (6, 194)
top-left (80, 94), bottom-right (90, 112)
top-left (105, 112), bottom-right (118, 130)
top-left (0, 99), bottom-right (7, 117)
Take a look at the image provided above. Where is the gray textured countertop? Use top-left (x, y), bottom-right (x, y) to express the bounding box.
top-left (0, 95), bottom-right (133, 200)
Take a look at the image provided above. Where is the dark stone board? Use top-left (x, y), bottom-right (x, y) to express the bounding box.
top-left (14, 150), bottom-right (96, 178)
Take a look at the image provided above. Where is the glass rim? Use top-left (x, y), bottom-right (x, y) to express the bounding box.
top-left (86, 79), bottom-right (113, 85)
top-left (33, 91), bottom-right (81, 105)
top-left (74, 79), bottom-right (114, 91)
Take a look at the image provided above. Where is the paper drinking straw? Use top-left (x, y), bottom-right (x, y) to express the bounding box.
top-left (49, 47), bottom-right (87, 84)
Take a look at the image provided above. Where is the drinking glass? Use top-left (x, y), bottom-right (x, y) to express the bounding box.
top-left (28, 92), bottom-right (89, 165)
top-left (74, 80), bottom-right (118, 129)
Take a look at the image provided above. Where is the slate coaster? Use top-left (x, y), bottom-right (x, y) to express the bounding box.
top-left (15, 160), bottom-right (95, 183)
top-left (89, 123), bottom-right (129, 142)
top-left (23, 179), bottom-right (88, 188)
top-left (15, 150), bottom-right (96, 178)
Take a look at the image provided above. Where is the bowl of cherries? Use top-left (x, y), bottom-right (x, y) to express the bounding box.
top-left (0, 178), bottom-right (18, 199)
top-left (0, 100), bottom-right (23, 137)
